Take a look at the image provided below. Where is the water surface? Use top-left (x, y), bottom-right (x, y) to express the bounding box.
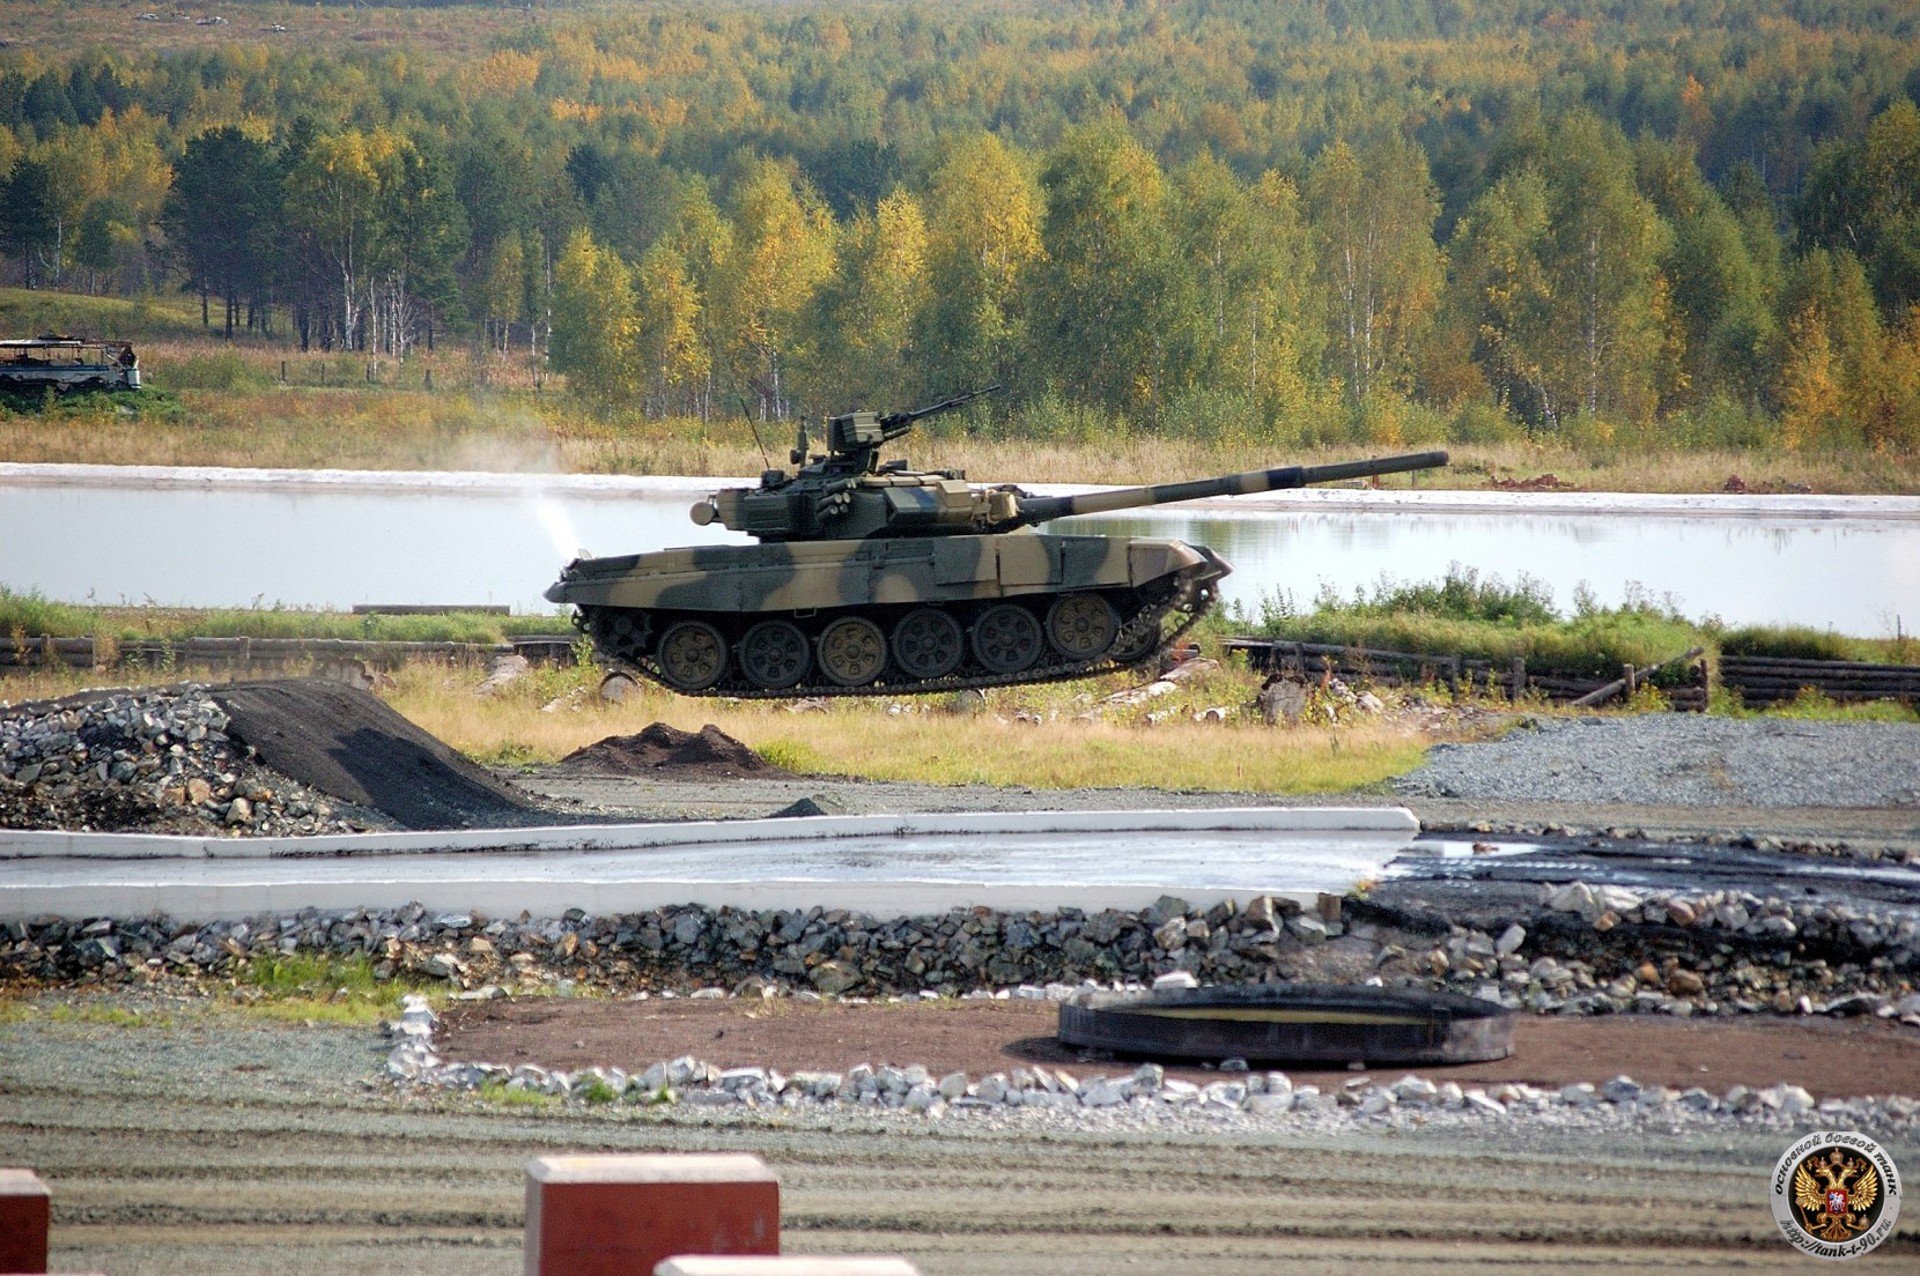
top-left (3, 464), bottom-right (1915, 633)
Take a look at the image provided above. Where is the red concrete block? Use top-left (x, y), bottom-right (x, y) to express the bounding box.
top-left (524, 1153), bottom-right (779, 1276)
top-left (0, 1169), bottom-right (50, 1275)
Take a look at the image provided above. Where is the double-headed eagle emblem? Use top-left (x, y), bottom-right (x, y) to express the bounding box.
top-left (1792, 1148), bottom-right (1881, 1242)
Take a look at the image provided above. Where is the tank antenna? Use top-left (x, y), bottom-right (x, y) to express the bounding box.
top-left (737, 396), bottom-right (772, 471)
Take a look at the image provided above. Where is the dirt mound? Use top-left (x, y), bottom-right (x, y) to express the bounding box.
top-left (213, 679), bottom-right (546, 830)
top-left (561, 723), bottom-right (786, 779)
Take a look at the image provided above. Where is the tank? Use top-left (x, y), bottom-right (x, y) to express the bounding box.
top-left (0, 337), bottom-right (140, 393)
top-left (545, 389), bottom-right (1448, 696)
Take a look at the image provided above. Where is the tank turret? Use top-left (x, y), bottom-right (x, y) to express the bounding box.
top-left (548, 395), bottom-right (1447, 696)
top-left (689, 386), bottom-right (1445, 543)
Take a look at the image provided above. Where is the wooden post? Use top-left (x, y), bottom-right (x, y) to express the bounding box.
top-left (1510, 656), bottom-right (1526, 700)
top-left (524, 1154), bottom-right (779, 1276)
top-left (0, 1168), bottom-right (50, 1274)
top-left (1623, 663), bottom-right (1637, 697)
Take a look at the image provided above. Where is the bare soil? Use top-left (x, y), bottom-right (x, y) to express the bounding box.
top-left (515, 768), bottom-right (1920, 853)
top-left (7, 1003), bottom-right (1917, 1275)
top-left (441, 997), bottom-right (1920, 1100)
top-left (217, 679), bottom-right (547, 829)
top-left (558, 721), bottom-right (789, 780)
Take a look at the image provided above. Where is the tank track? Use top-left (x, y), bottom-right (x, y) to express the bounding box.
top-left (576, 565), bottom-right (1221, 700)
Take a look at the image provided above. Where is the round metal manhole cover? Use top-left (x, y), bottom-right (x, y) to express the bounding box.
top-left (1058, 983), bottom-right (1515, 1066)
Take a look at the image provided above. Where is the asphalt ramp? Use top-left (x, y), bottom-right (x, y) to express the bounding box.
top-left (213, 678), bottom-right (543, 830)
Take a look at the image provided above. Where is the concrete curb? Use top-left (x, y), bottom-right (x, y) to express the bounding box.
top-left (0, 806), bottom-right (1419, 861)
top-left (0, 807), bottom-right (1419, 921)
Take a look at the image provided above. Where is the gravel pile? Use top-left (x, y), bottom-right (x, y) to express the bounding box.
top-left (0, 686), bottom-right (379, 835)
top-left (1397, 716), bottom-right (1920, 807)
top-left (384, 993), bottom-right (1920, 1134)
top-left (9, 884), bottom-right (1913, 1019)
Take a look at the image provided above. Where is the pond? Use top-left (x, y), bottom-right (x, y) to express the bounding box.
top-left (4, 463), bottom-right (1916, 634)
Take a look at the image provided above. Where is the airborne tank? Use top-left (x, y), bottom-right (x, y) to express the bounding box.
top-left (545, 390), bottom-right (1447, 696)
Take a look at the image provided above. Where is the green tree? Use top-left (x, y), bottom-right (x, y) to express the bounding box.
top-left (1796, 100), bottom-right (1920, 320)
top-left (1446, 167), bottom-right (1557, 425)
top-left (714, 161), bottom-right (833, 418)
top-left (1305, 136), bottom-right (1442, 410)
top-left (285, 129), bottom-right (394, 350)
top-left (549, 227), bottom-right (640, 406)
top-left (635, 240), bottom-right (708, 416)
top-left (161, 127), bottom-right (280, 336)
top-left (1171, 157), bottom-right (1325, 433)
top-left (373, 140), bottom-right (469, 355)
top-left (913, 133), bottom-right (1042, 411)
top-left (1534, 114), bottom-right (1672, 423)
top-left (806, 186), bottom-right (929, 409)
top-left (0, 159), bottom-right (58, 288)
top-left (1032, 119), bottom-right (1196, 419)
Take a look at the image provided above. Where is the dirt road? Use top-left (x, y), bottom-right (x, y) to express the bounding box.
top-left (4, 1006), bottom-right (1914, 1274)
top-left (520, 768), bottom-right (1920, 853)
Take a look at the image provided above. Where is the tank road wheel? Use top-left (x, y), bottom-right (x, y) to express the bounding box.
top-left (1107, 618), bottom-right (1162, 666)
top-left (971, 603), bottom-right (1043, 675)
top-left (739, 620), bottom-right (811, 690)
top-left (656, 620), bottom-right (729, 692)
top-left (891, 608), bottom-right (965, 680)
top-left (1045, 593), bottom-right (1119, 661)
top-left (592, 608), bottom-right (651, 661)
top-left (818, 616), bottom-right (888, 687)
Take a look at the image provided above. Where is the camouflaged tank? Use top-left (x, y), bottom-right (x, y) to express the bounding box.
top-left (546, 390), bottom-right (1448, 696)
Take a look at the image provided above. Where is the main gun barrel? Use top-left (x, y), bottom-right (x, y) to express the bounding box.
top-left (1009, 450), bottom-right (1448, 526)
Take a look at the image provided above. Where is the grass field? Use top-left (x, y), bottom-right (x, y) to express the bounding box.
top-left (0, 588), bottom-right (569, 644)
top-left (5, 288), bottom-right (1919, 492)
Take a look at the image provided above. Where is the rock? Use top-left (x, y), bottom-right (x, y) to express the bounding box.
top-left (476, 654), bottom-right (531, 696)
top-left (1257, 678), bottom-right (1308, 726)
top-left (1547, 882), bottom-right (1597, 917)
top-left (1667, 969), bottom-right (1705, 996)
top-left (770, 793), bottom-right (853, 818)
top-left (224, 796), bottom-right (253, 825)
top-left (1079, 1079), bottom-right (1126, 1107)
top-left (1600, 1075), bottom-right (1641, 1104)
top-left (1494, 924), bottom-right (1526, 956)
top-left (1463, 1089), bottom-right (1505, 1116)
top-left (1358, 1090), bottom-right (1396, 1116)
top-left (186, 777), bottom-right (213, 806)
top-left (1391, 1075), bottom-right (1439, 1104)
top-left (1153, 970), bottom-right (1199, 990)
top-left (937, 1071), bottom-right (968, 1101)
top-left (1286, 915), bottom-right (1329, 945)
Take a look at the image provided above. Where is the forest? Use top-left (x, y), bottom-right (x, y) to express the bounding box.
top-left (2, 0), bottom-right (1919, 453)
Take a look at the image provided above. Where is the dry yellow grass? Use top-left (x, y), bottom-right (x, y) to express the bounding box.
top-left (6, 390), bottom-right (1914, 491)
top-left (381, 659), bottom-right (1433, 795)
top-left (0, 656), bottom-right (1433, 794)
